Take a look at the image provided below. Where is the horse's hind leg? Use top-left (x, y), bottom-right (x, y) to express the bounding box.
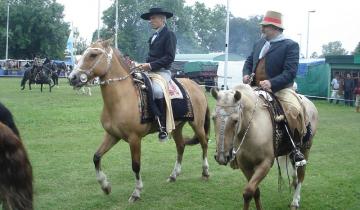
top-left (167, 123), bottom-right (185, 182)
top-left (189, 121), bottom-right (210, 180)
top-left (93, 133), bottom-right (119, 195)
top-left (290, 149), bottom-right (309, 210)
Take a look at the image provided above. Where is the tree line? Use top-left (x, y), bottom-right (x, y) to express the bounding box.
top-left (0, 0), bottom-right (359, 60)
top-left (95, 0), bottom-right (263, 61)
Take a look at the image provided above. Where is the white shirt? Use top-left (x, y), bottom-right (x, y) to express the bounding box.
top-left (331, 78), bottom-right (339, 90)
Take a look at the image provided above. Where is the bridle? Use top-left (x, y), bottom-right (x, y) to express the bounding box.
top-left (215, 96), bottom-right (259, 161)
top-left (215, 103), bottom-right (241, 155)
top-left (75, 47), bottom-right (134, 86)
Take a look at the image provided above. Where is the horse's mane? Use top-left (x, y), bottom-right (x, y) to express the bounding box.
top-left (231, 84), bottom-right (259, 107)
top-left (91, 40), bottom-right (131, 73)
top-left (0, 104), bottom-right (33, 210)
top-left (0, 102), bottom-right (20, 137)
top-left (112, 47), bottom-right (131, 73)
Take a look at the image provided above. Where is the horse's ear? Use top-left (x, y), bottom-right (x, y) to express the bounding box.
top-left (211, 87), bottom-right (219, 100)
top-left (234, 90), bottom-right (241, 102)
top-left (102, 38), bottom-right (113, 48)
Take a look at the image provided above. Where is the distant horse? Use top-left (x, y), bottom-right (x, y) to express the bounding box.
top-left (0, 102), bottom-right (33, 210)
top-left (211, 85), bottom-right (318, 210)
top-left (35, 67), bottom-right (55, 92)
top-left (21, 64), bottom-right (55, 92)
top-left (43, 63), bottom-right (59, 87)
top-left (20, 65), bottom-right (39, 90)
top-left (68, 40), bottom-right (210, 202)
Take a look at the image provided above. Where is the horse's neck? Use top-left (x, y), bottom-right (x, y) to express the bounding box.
top-left (99, 58), bottom-right (137, 111)
top-left (239, 91), bottom-right (262, 129)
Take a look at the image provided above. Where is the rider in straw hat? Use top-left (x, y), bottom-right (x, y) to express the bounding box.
top-left (243, 10), bottom-right (310, 167)
top-left (139, 7), bottom-right (177, 142)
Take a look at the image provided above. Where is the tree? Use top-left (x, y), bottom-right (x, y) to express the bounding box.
top-left (229, 16), bottom-right (262, 57)
top-left (310, 52), bottom-right (319, 58)
top-left (321, 41), bottom-right (348, 57)
top-left (0, 0), bottom-right (70, 59)
top-left (353, 42), bottom-right (360, 55)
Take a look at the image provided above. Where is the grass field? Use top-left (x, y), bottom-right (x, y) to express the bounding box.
top-left (1, 78), bottom-right (359, 210)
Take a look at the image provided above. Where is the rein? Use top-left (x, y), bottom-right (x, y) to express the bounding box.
top-left (231, 97), bottom-right (259, 159)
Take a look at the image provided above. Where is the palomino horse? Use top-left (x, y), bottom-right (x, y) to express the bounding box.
top-left (211, 85), bottom-right (318, 210)
top-left (68, 40), bottom-right (210, 202)
top-left (0, 102), bottom-right (33, 210)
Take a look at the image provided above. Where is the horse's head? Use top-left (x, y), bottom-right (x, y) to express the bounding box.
top-left (211, 87), bottom-right (242, 165)
top-left (68, 39), bottom-right (113, 87)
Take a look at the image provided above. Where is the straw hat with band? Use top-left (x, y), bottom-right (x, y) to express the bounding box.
top-left (141, 8), bottom-right (173, 20)
top-left (260, 11), bottom-right (284, 30)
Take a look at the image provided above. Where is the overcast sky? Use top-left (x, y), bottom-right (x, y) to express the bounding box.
top-left (57, 0), bottom-right (360, 56)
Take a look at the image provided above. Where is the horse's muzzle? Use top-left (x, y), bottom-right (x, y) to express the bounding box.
top-left (68, 72), bottom-right (87, 87)
top-left (214, 151), bottom-right (232, 166)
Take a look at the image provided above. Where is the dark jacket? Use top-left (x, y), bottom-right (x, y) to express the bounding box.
top-left (344, 78), bottom-right (355, 92)
top-left (146, 26), bottom-right (177, 71)
top-left (243, 38), bottom-right (299, 92)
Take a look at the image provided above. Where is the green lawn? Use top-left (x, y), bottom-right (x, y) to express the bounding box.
top-left (1, 78), bottom-right (359, 210)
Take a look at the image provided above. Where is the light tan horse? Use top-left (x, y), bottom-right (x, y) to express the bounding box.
top-left (211, 84), bottom-right (318, 210)
top-left (68, 40), bottom-right (210, 202)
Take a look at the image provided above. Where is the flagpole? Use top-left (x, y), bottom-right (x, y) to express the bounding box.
top-left (115, 0), bottom-right (118, 48)
top-left (97, 0), bottom-right (100, 40)
top-left (5, 1), bottom-right (10, 60)
top-left (223, 0), bottom-right (230, 89)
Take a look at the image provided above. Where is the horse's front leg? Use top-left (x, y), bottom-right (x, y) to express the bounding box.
top-left (128, 136), bottom-right (143, 203)
top-left (242, 160), bottom-right (272, 210)
top-left (93, 133), bottom-right (119, 194)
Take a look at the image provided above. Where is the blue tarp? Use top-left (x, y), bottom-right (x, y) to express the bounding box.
top-left (297, 59), bottom-right (326, 77)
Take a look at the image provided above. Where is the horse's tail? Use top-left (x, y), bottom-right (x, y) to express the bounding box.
top-left (184, 106), bottom-right (210, 145)
top-left (0, 123), bottom-right (33, 210)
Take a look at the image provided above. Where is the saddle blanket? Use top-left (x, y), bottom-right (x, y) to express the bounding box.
top-left (135, 72), bottom-right (194, 128)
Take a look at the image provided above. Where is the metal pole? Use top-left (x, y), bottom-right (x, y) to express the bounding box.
top-left (6, 1), bottom-right (10, 60)
top-left (297, 33), bottom-right (302, 57)
top-left (97, 0), bottom-right (100, 40)
top-left (306, 10), bottom-right (315, 59)
top-left (223, 0), bottom-right (230, 89)
top-left (115, 0), bottom-right (118, 48)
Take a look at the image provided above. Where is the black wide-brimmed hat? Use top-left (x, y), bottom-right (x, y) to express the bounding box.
top-left (140, 7), bottom-right (173, 20)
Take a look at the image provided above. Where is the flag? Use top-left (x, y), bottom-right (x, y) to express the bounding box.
top-left (66, 29), bottom-right (75, 66)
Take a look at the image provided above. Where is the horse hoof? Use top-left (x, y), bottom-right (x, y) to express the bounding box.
top-left (128, 195), bottom-right (140, 203)
top-left (167, 176), bottom-right (176, 182)
top-left (101, 185), bottom-right (111, 195)
top-left (201, 174), bottom-right (210, 181)
top-left (290, 205), bottom-right (298, 210)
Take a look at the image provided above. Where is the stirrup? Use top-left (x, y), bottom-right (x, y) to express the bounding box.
top-left (290, 150), bottom-right (307, 167)
top-left (158, 131), bottom-right (168, 142)
top-left (158, 128), bottom-right (168, 142)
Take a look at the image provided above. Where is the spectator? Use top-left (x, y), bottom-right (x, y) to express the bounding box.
top-left (344, 73), bottom-right (355, 106)
top-left (353, 80), bottom-right (360, 113)
top-left (330, 74), bottom-right (340, 104)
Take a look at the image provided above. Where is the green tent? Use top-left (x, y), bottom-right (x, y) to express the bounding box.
top-left (295, 59), bottom-right (331, 98)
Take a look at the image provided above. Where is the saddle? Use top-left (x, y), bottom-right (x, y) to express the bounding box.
top-left (255, 90), bottom-right (311, 157)
top-left (132, 71), bottom-right (194, 125)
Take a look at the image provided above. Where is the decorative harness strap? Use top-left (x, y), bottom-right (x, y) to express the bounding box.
top-left (76, 46), bottom-right (142, 86)
top-left (231, 97), bottom-right (259, 158)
